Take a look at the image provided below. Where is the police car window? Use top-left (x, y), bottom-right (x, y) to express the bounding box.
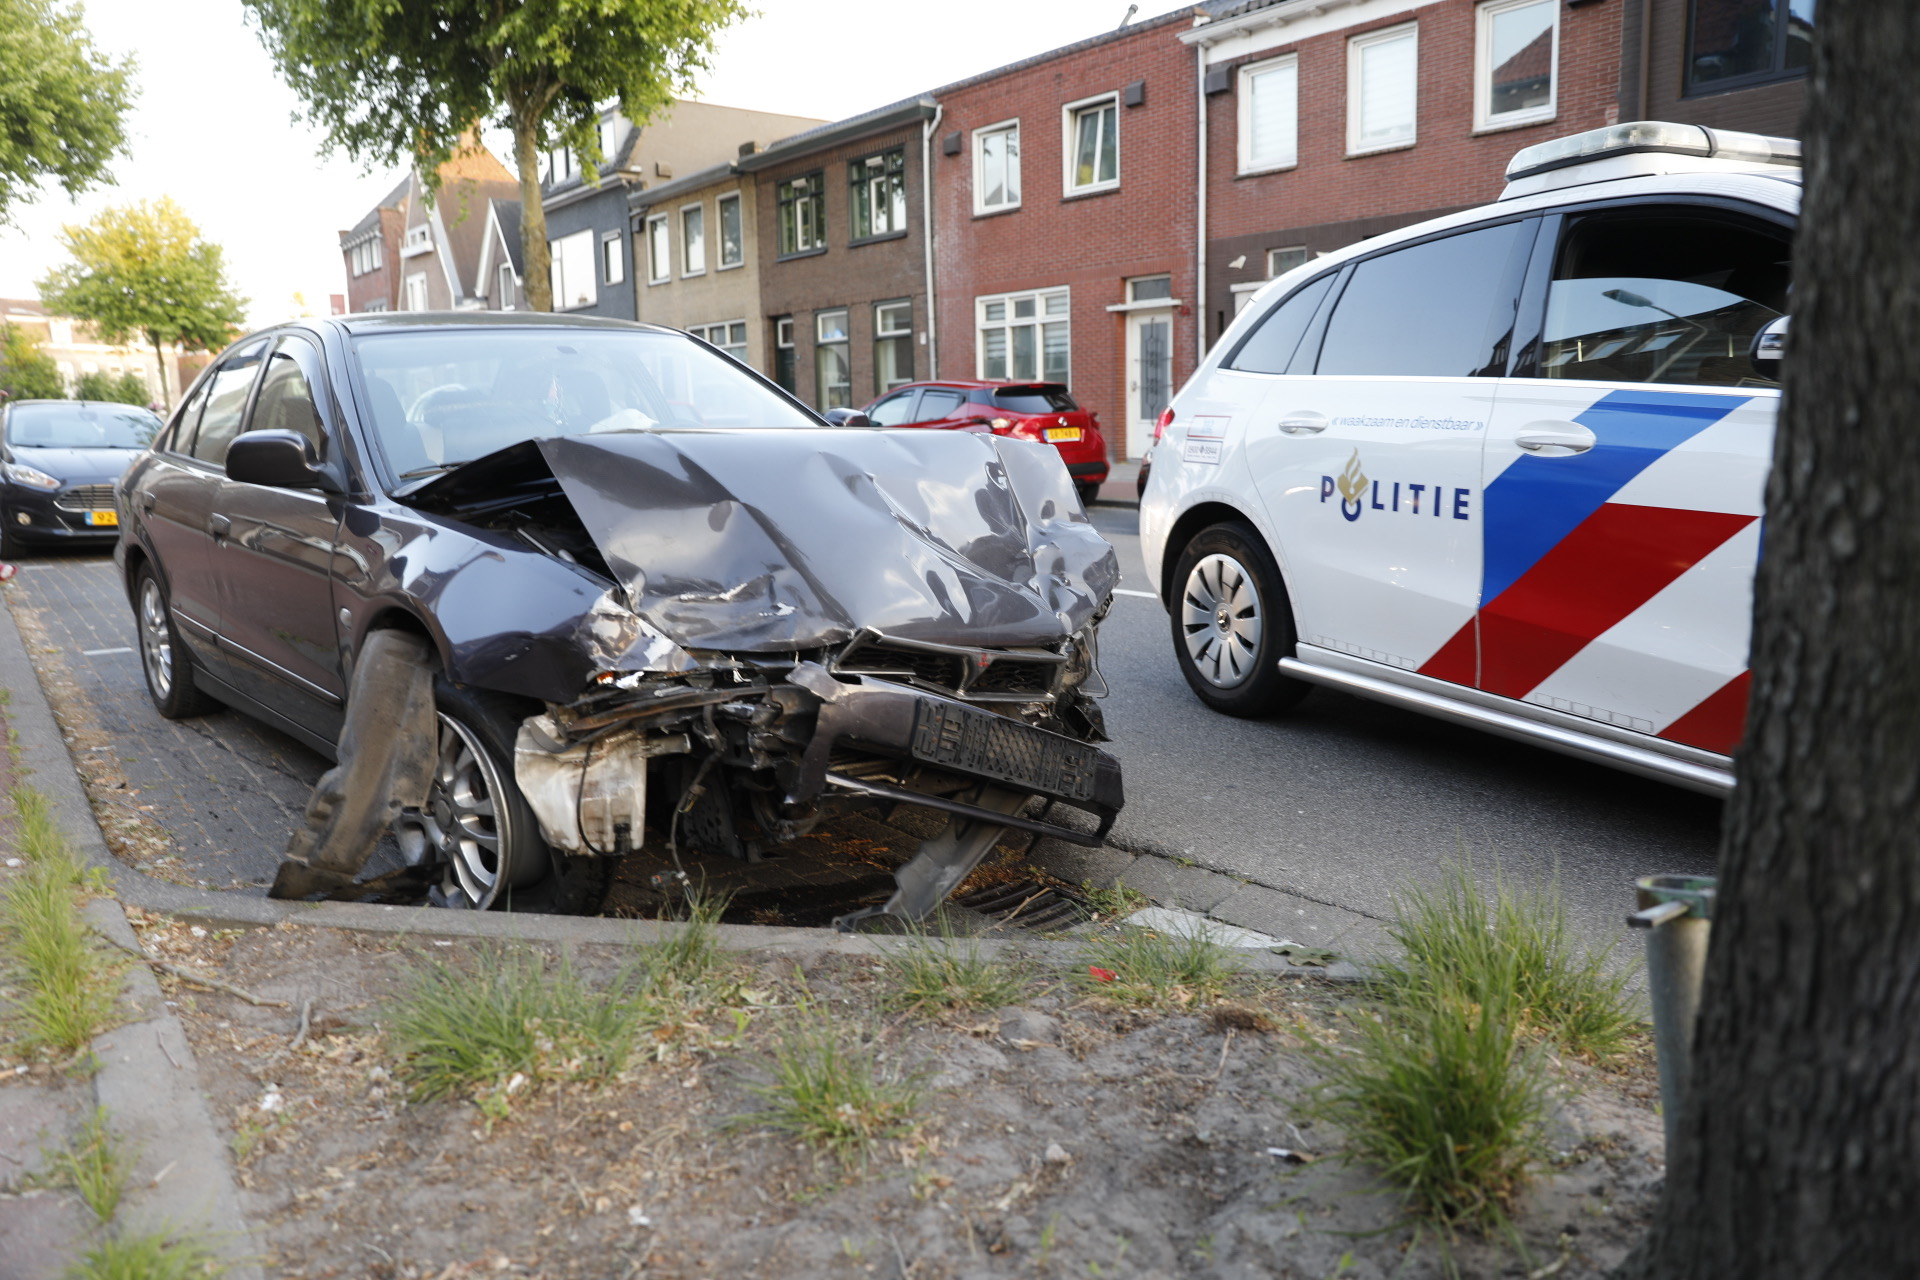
top-left (1225, 274), bottom-right (1334, 375)
top-left (1539, 212), bottom-right (1788, 388)
top-left (1316, 222), bottom-right (1531, 377)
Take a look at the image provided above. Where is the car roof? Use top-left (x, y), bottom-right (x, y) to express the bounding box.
top-left (888, 380), bottom-right (1067, 392)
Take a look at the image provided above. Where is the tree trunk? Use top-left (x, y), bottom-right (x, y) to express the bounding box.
top-left (148, 330), bottom-right (170, 410)
top-left (510, 107), bottom-right (552, 313)
top-left (1620, 5), bottom-right (1920, 1275)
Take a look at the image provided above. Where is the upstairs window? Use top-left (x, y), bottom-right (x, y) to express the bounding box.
top-left (850, 149), bottom-right (907, 241)
top-left (1476, 0), bottom-right (1557, 130)
top-left (974, 121), bottom-right (1021, 214)
top-left (1239, 55), bottom-right (1299, 173)
top-left (717, 192), bottom-right (744, 267)
top-left (778, 172), bottom-right (826, 256)
top-left (681, 204), bottom-right (706, 275)
top-left (1348, 23), bottom-right (1418, 155)
top-left (1687, 0), bottom-right (1815, 92)
top-left (646, 215), bottom-right (669, 284)
top-left (550, 230), bottom-right (596, 309)
top-left (498, 262), bottom-right (516, 310)
top-left (601, 231), bottom-right (624, 286)
top-left (544, 148), bottom-right (575, 185)
top-left (1065, 96), bottom-right (1119, 194)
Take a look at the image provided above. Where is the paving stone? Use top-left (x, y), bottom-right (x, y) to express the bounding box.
top-left (1025, 835), bottom-right (1136, 889)
top-left (1209, 880), bottom-right (1390, 961)
top-left (1113, 855), bottom-right (1240, 912)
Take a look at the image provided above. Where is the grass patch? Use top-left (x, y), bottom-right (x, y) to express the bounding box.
top-left (67, 1228), bottom-right (223, 1279)
top-left (1, 786), bottom-right (122, 1056)
top-left (385, 945), bottom-right (652, 1118)
top-left (1386, 860), bottom-right (1636, 1060)
top-left (735, 1002), bottom-right (923, 1161)
top-left (878, 916), bottom-right (1026, 1017)
top-left (646, 884), bottom-right (730, 991)
top-left (51, 1106), bottom-right (129, 1222)
top-left (1080, 922), bottom-right (1238, 1008)
top-left (1079, 880), bottom-right (1147, 921)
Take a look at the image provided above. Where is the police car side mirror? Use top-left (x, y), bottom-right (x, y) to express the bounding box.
top-left (1749, 315), bottom-right (1789, 380)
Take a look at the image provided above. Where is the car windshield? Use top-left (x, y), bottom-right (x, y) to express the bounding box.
top-left (992, 385), bottom-right (1077, 414)
top-left (7, 402), bottom-right (160, 450)
top-left (350, 328), bottom-right (818, 483)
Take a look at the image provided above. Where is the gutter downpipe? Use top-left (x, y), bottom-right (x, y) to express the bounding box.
top-left (923, 102), bottom-right (944, 380)
top-left (1195, 35), bottom-right (1210, 371)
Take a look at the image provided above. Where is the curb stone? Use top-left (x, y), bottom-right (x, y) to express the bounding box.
top-left (0, 590), bottom-right (264, 1278)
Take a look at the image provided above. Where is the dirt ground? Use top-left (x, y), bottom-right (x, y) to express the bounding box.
top-left (132, 913), bottom-right (1666, 1280)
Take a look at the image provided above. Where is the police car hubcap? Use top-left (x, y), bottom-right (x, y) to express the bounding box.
top-left (1181, 553), bottom-right (1262, 689)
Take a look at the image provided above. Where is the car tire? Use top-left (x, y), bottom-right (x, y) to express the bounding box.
top-left (399, 680), bottom-right (615, 916)
top-left (133, 565), bottom-right (220, 719)
top-left (1075, 481), bottom-right (1101, 509)
top-left (1168, 522), bottom-right (1311, 718)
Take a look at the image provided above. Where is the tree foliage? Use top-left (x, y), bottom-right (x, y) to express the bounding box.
top-left (241, 0), bottom-right (749, 311)
top-left (37, 198), bottom-right (245, 409)
top-left (73, 369), bottom-right (148, 404)
top-left (0, 323), bottom-right (64, 400)
top-left (0, 0), bottom-right (134, 222)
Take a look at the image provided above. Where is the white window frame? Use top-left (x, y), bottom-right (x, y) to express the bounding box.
top-left (680, 202), bottom-right (706, 276)
top-left (690, 320), bottom-right (749, 363)
top-left (403, 273), bottom-right (428, 312)
top-left (975, 287), bottom-right (1072, 385)
top-left (1237, 54), bottom-right (1300, 175)
top-left (1347, 22), bottom-right (1420, 157)
top-left (873, 299), bottom-right (914, 394)
top-left (972, 118), bottom-right (1021, 215)
top-left (1474, 0), bottom-right (1558, 132)
top-left (1061, 93), bottom-right (1120, 196)
top-left (1268, 246), bottom-right (1309, 278)
top-left (550, 229), bottom-right (597, 310)
top-left (498, 262), bottom-right (517, 310)
top-left (646, 214), bottom-right (670, 285)
top-left (600, 231), bottom-right (624, 286)
top-left (716, 191), bottom-right (745, 269)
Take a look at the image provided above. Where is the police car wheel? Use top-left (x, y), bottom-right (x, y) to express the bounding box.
top-left (1169, 523), bottom-right (1310, 718)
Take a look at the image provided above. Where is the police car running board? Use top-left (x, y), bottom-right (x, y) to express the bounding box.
top-left (1276, 656), bottom-right (1735, 796)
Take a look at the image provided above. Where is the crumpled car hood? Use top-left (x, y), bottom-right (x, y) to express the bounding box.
top-left (416, 428), bottom-right (1119, 655)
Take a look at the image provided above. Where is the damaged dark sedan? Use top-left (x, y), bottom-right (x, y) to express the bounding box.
top-left (115, 313), bottom-right (1122, 924)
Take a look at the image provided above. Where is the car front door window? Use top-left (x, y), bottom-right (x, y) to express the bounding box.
top-left (188, 342), bottom-right (269, 467)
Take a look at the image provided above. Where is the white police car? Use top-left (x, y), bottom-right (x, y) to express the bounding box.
top-left (1140, 122), bottom-right (1800, 795)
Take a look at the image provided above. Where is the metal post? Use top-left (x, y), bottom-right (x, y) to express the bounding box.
top-left (1627, 875), bottom-right (1716, 1153)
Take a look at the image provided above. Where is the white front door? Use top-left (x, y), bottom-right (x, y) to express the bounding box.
top-left (1125, 309), bottom-right (1174, 456)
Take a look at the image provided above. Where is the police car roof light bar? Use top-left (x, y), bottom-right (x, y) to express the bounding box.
top-left (1506, 121), bottom-right (1802, 183)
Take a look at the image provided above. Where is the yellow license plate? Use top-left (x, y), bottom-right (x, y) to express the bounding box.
top-left (1044, 427), bottom-right (1081, 443)
top-left (87, 510), bottom-right (118, 527)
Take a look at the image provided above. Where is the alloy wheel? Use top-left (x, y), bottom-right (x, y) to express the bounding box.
top-left (139, 577), bottom-right (175, 700)
top-left (1180, 552), bottom-right (1263, 689)
top-left (397, 713), bottom-right (519, 909)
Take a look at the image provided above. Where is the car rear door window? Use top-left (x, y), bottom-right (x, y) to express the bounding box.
top-left (1315, 221), bottom-right (1533, 377)
top-left (1538, 212), bottom-right (1789, 387)
top-left (187, 341), bottom-right (269, 466)
top-left (1226, 273), bottom-right (1335, 374)
top-left (916, 389), bottom-right (968, 421)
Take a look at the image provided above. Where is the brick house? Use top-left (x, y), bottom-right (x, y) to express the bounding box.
top-left (930, 11), bottom-right (1210, 460)
top-left (474, 200), bottom-right (526, 311)
top-left (1182, 0), bottom-right (1623, 353)
top-left (738, 97), bottom-right (939, 410)
top-left (1617, 0), bottom-right (1810, 137)
top-left (338, 176), bottom-right (407, 313)
top-left (388, 146), bottom-right (520, 311)
top-left (629, 160), bottom-right (768, 371)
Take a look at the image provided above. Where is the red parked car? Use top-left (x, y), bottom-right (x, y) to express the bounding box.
top-left (861, 381), bottom-right (1110, 507)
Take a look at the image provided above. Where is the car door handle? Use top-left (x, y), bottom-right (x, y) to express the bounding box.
top-left (1515, 421), bottom-right (1597, 456)
top-left (209, 513), bottom-right (232, 539)
top-left (139, 491), bottom-right (155, 512)
top-left (1277, 410), bottom-right (1329, 436)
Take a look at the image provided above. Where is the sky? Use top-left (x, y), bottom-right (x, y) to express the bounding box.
top-left (0, 0), bottom-right (1193, 327)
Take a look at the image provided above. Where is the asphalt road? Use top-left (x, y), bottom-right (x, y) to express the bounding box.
top-left (5, 506), bottom-right (1721, 950)
top-left (1082, 503), bottom-right (1722, 953)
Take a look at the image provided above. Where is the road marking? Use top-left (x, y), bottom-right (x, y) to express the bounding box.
top-left (81, 647), bottom-right (133, 656)
top-left (1112, 588), bottom-right (1158, 599)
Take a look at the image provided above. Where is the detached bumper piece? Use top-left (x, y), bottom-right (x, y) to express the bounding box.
top-left (783, 664), bottom-right (1123, 929)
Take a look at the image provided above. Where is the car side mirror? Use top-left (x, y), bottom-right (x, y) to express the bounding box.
top-left (226, 430), bottom-right (338, 492)
top-left (1749, 315), bottom-right (1789, 379)
top-left (821, 408), bottom-right (873, 428)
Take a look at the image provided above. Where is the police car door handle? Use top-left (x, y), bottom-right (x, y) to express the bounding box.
top-left (1277, 410), bottom-right (1329, 436)
top-left (1515, 421), bottom-right (1596, 456)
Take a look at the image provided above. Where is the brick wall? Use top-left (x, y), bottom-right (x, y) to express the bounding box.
top-left (1623, 0), bottom-right (1807, 137)
top-left (753, 126), bottom-right (928, 411)
top-left (343, 206), bottom-right (404, 313)
top-left (931, 13), bottom-right (1200, 461)
top-left (1200, 0), bottom-right (1621, 339)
